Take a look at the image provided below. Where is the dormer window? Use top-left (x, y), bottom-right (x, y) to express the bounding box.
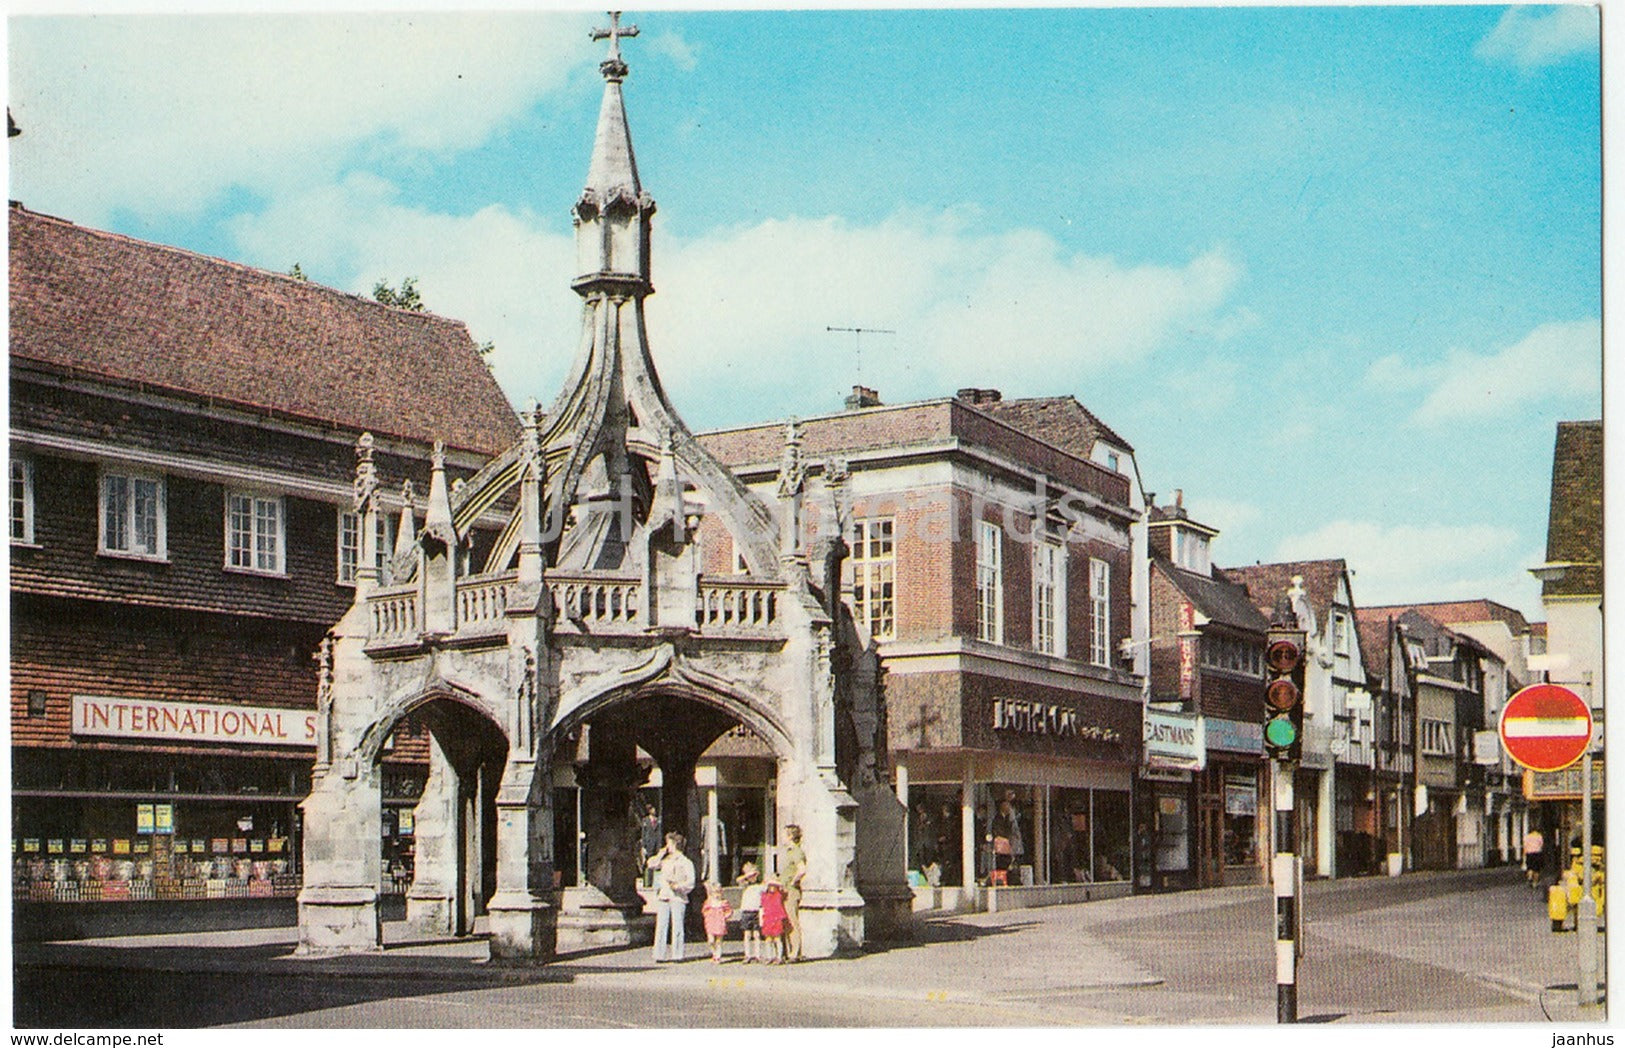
top-left (1171, 527), bottom-right (1210, 574)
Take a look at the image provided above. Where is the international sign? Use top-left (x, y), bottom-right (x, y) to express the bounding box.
top-left (1498, 683), bottom-right (1592, 773)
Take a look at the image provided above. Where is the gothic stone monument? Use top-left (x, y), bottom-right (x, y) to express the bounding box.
top-left (296, 15), bottom-right (910, 962)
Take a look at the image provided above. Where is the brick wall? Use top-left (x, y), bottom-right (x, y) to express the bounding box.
top-left (11, 595), bottom-right (326, 750)
top-left (14, 453), bottom-right (358, 625)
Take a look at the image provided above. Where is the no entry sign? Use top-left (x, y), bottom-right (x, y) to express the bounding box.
top-left (1498, 683), bottom-right (1593, 773)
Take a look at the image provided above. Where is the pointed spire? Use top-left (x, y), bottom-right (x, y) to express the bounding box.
top-left (585, 12), bottom-right (642, 198)
top-left (423, 442), bottom-right (455, 546)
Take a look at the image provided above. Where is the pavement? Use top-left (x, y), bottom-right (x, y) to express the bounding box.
top-left (13, 866), bottom-right (1610, 1027)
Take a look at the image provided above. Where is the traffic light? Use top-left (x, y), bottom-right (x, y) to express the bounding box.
top-left (1264, 628), bottom-right (1307, 761)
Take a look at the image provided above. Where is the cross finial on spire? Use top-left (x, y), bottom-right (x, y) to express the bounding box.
top-left (592, 11), bottom-right (639, 81)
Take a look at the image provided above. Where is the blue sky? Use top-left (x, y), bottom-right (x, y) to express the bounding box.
top-left (8, 6), bottom-right (1601, 620)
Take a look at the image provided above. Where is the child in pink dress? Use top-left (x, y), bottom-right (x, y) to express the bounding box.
top-left (701, 881), bottom-right (733, 963)
top-left (759, 879), bottom-right (788, 963)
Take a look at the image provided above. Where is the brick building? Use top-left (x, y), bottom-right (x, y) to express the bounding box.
top-left (1143, 494), bottom-right (1270, 889)
top-left (9, 203), bottom-right (518, 920)
top-left (701, 386), bottom-right (1148, 903)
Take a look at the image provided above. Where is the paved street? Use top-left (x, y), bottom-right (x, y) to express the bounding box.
top-left (13, 867), bottom-right (1607, 1027)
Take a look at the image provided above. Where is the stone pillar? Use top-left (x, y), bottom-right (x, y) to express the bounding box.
top-left (296, 763), bottom-right (384, 954)
top-left (555, 725), bottom-right (650, 950)
top-left (486, 757), bottom-right (557, 962)
top-left (406, 735), bottom-right (458, 936)
top-left (960, 767), bottom-right (976, 892)
top-left (777, 764), bottom-right (865, 958)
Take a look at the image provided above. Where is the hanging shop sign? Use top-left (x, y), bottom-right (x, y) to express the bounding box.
top-left (1143, 708), bottom-right (1205, 771)
top-left (72, 696), bottom-right (318, 748)
top-left (1179, 602), bottom-right (1196, 700)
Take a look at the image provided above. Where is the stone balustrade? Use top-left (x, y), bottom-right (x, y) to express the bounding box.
top-left (549, 572), bottom-right (642, 631)
top-left (367, 570), bottom-right (787, 644)
top-left (696, 576), bottom-right (780, 632)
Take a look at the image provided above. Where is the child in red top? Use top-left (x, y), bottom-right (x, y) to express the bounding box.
top-left (701, 882), bottom-right (733, 963)
top-left (759, 879), bottom-right (788, 963)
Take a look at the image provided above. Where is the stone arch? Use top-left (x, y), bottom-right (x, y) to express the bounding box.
top-left (357, 678), bottom-right (511, 768)
top-left (548, 673), bottom-right (792, 766)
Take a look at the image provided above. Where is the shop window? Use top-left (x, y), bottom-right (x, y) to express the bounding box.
top-left (975, 520), bottom-right (1003, 645)
top-left (99, 469), bottom-right (165, 559)
top-left (905, 787), bottom-right (964, 887)
top-left (1089, 558), bottom-right (1111, 666)
top-left (1033, 541), bottom-right (1065, 656)
top-left (850, 517), bottom-right (895, 640)
top-left (10, 457), bottom-right (35, 545)
top-left (226, 491), bottom-right (284, 574)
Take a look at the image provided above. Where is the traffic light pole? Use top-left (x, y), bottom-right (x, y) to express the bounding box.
top-left (1273, 757), bottom-right (1298, 1023)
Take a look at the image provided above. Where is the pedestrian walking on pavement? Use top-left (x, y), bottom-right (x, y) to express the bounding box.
top-left (647, 831), bottom-right (696, 963)
top-left (780, 824), bottom-right (807, 962)
top-left (737, 862), bottom-right (765, 963)
top-left (760, 878), bottom-right (788, 964)
top-left (701, 882), bottom-right (732, 963)
top-left (1523, 827), bottom-right (1545, 887)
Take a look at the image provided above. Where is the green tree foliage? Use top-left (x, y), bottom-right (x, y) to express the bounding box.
top-left (372, 277), bottom-right (424, 311)
top-left (287, 263), bottom-right (308, 281)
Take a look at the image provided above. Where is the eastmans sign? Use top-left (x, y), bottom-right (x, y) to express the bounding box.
top-left (72, 696), bottom-right (317, 748)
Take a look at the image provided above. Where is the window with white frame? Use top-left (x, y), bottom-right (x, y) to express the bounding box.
top-left (10, 458), bottom-right (35, 544)
top-left (337, 509), bottom-right (401, 584)
top-left (1420, 718), bottom-right (1454, 757)
top-left (1333, 613), bottom-right (1350, 655)
top-left (1089, 559), bottom-right (1111, 666)
top-left (975, 520), bottom-right (1003, 644)
top-left (1033, 540), bottom-right (1065, 656)
top-left (227, 491), bottom-right (284, 574)
top-left (100, 470), bottom-right (165, 558)
top-left (850, 517), bottom-right (896, 640)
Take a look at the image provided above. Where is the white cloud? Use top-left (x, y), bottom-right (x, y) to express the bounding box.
top-left (225, 192), bottom-right (1244, 425)
top-left (649, 212), bottom-right (1242, 418)
top-left (226, 175), bottom-right (579, 409)
top-left (1475, 6), bottom-right (1598, 70)
top-left (1413, 319), bottom-right (1600, 423)
top-left (647, 31), bottom-right (699, 72)
top-left (1274, 520), bottom-right (1542, 615)
top-left (9, 13), bottom-right (593, 224)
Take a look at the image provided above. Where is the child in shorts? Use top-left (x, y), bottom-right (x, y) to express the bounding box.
top-left (736, 862), bottom-right (764, 962)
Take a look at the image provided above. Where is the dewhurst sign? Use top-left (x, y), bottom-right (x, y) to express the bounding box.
top-left (1144, 707), bottom-right (1205, 771)
top-left (72, 696), bottom-right (317, 748)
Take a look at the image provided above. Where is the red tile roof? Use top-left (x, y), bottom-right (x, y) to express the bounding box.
top-left (1352, 608), bottom-right (1396, 681)
top-left (1361, 599), bottom-right (1529, 636)
top-left (9, 204), bottom-right (520, 455)
top-left (1220, 558), bottom-right (1351, 630)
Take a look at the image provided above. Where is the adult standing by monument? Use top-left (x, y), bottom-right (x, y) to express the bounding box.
top-left (647, 832), bottom-right (696, 962)
top-left (639, 803), bottom-right (662, 888)
top-left (781, 824), bottom-right (808, 962)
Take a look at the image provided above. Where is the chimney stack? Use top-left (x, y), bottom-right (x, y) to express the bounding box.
top-left (955, 388), bottom-right (1002, 406)
top-left (844, 385), bottom-right (883, 411)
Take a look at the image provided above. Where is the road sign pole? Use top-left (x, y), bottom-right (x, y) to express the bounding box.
top-left (1577, 749), bottom-right (1597, 1007)
top-left (1272, 758), bottom-right (1297, 1023)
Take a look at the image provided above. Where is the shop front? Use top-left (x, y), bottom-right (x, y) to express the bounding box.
top-left (13, 696), bottom-right (426, 917)
top-left (1204, 717), bottom-right (1265, 886)
top-left (893, 674), bottom-right (1142, 902)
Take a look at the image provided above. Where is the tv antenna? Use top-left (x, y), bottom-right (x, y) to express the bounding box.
top-left (826, 326), bottom-right (896, 381)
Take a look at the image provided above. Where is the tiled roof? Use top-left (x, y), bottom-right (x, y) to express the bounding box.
top-left (977, 395), bottom-right (1135, 456)
top-left (1155, 559), bottom-right (1270, 634)
top-left (9, 204), bottom-right (520, 456)
top-left (1353, 608), bottom-right (1396, 682)
top-left (1543, 420), bottom-right (1602, 598)
top-left (1362, 599), bottom-right (1530, 636)
top-left (1219, 558), bottom-right (1351, 629)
